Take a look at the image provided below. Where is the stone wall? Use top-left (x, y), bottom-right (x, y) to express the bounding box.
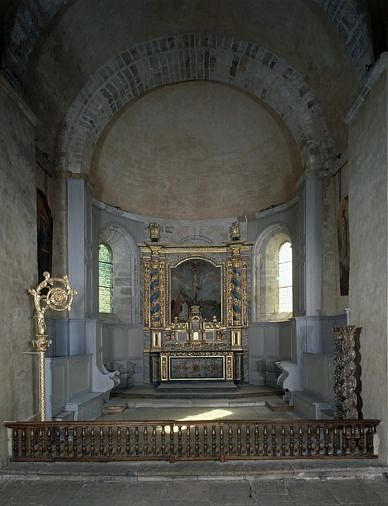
top-left (349, 70), bottom-right (388, 461)
top-left (0, 77), bottom-right (37, 466)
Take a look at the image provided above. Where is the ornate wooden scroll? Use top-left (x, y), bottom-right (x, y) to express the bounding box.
top-left (333, 326), bottom-right (361, 420)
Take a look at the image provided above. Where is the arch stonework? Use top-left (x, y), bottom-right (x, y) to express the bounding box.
top-left (58, 34), bottom-right (336, 174)
top-left (3, 1), bottom-right (372, 84)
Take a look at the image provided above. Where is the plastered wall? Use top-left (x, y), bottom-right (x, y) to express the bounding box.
top-left (0, 78), bottom-right (37, 466)
top-left (349, 71), bottom-right (388, 461)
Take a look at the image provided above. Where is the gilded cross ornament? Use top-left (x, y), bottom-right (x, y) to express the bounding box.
top-left (28, 271), bottom-right (77, 421)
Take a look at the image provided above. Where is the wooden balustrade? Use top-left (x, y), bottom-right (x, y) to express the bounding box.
top-left (5, 419), bottom-right (379, 462)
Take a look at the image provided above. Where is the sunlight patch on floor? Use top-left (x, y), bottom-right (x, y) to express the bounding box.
top-left (178, 409), bottom-right (233, 421)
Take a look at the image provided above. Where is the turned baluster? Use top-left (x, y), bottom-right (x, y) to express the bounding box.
top-left (280, 427), bottom-right (286, 457)
top-left (55, 428), bottom-right (61, 458)
top-left (12, 429), bottom-right (19, 459)
top-left (40, 427), bottom-right (46, 458)
top-left (116, 427), bottom-right (122, 457)
top-left (289, 426), bottom-right (294, 457)
top-left (194, 425), bottom-right (200, 457)
top-left (263, 425), bottom-right (268, 457)
top-left (271, 425), bottom-right (277, 457)
top-left (219, 425), bottom-right (225, 462)
top-left (228, 426), bottom-right (233, 456)
top-left (90, 427), bottom-right (95, 457)
top-left (21, 428), bottom-right (27, 458)
top-left (161, 425), bottom-right (166, 455)
top-left (245, 425), bottom-right (251, 456)
top-left (177, 425), bottom-right (183, 457)
top-left (353, 425), bottom-right (361, 455)
top-left (169, 423), bottom-right (175, 460)
top-left (211, 425), bottom-right (217, 457)
top-left (125, 427), bottom-right (131, 456)
top-left (135, 426), bottom-right (139, 456)
top-left (186, 426), bottom-right (191, 457)
top-left (46, 427), bottom-right (53, 459)
top-left (366, 425), bottom-right (374, 456)
top-left (341, 426), bottom-right (347, 456)
top-left (315, 426), bottom-right (321, 456)
top-left (298, 426), bottom-right (304, 457)
top-left (152, 426), bottom-right (157, 456)
top-left (254, 424), bottom-right (259, 456)
top-left (306, 425), bottom-right (312, 457)
top-left (359, 426), bottom-right (365, 455)
top-left (203, 425), bottom-right (208, 456)
top-left (333, 426), bottom-right (339, 456)
top-left (108, 426), bottom-right (114, 456)
top-left (143, 426), bottom-right (148, 456)
top-left (64, 427), bottom-right (70, 457)
top-left (30, 428), bottom-right (35, 458)
top-left (236, 425), bottom-right (242, 456)
top-left (72, 426), bottom-right (78, 458)
top-left (99, 427), bottom-right (104, 457)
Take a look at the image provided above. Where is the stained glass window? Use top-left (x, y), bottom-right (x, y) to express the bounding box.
top-left (278, 241), bottom-right (292, 314)
top-left (98, 243), bottom-right (113, 313)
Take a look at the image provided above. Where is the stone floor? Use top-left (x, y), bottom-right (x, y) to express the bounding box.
top-left (2, 461), bottom-right (388, 505)
top-left (98, 401), bottom-right (298, 421)
top-left (1, 476), bottom-right (388, 505)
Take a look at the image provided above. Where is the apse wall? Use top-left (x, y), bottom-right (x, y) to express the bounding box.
top-left (91, 197), bottom-right (300, 386)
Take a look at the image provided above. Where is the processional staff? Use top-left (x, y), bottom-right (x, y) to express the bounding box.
top-left (28, 272), bottom-right (77, 422)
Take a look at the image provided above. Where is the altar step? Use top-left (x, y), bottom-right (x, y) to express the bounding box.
top-left (113, 384), bottom-right (281, 401)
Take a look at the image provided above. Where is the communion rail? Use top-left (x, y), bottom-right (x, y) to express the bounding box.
top-left (5, 419), bottom-right (379, 462)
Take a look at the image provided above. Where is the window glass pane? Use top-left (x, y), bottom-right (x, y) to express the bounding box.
top-left (279, 286), bottom-right (292, 313)
top-left (98, 243), bottom-right (113, 313)
top-left (278, 262), bottom-right (292, 287)
top-left (99, 243), bottom-right (111, 263)
top-left (99, 287), bottom-right (112, 313)
top-left (278, 241), bottom-right (292, 314)
top-left (279, 242), bottom-right (292, 263)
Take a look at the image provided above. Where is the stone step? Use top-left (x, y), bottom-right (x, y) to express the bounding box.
top-left (1, 460), bottom-right (387, 482)
top-left (113, 385), bottom-right (281, 400)
top-left (265, 399), bottom-right (294, 412)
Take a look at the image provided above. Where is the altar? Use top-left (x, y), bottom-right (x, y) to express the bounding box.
top-left (139, 241), bottom-right (251, 384)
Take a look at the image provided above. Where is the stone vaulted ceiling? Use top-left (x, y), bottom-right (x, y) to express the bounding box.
top-left (0, 0), bottom-right (383, 218)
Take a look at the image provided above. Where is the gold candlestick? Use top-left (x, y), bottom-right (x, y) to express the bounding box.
top-left (28, 272), bottom-right (77, 421)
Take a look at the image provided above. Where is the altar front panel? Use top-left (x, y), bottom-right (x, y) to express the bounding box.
top-left (161, 352), bottom-right (234, 381)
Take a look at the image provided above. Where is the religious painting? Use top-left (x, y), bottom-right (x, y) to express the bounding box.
top-left (36, 189), bottom-right (53, 280)
top-left (170, 258), bottom-right (222, 322)
top-left (337, 196), bottom-right (350, 296)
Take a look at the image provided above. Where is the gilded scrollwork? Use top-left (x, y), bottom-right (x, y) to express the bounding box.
top-left (28, 271), bottom-right (77, 352)
top-left (28, 272), bottom-right (77, 421)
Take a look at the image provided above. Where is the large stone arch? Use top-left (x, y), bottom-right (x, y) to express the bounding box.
top-left (58, 34), bottom-right (336, 174)
top-left (3, 1), bottom-right (372, 84)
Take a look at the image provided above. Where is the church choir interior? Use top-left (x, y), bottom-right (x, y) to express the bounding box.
top-left (1, 0), bottom-right (388, 466)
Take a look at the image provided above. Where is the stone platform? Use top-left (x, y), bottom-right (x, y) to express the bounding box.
top-left (1, 460), bottom-right (388, 482)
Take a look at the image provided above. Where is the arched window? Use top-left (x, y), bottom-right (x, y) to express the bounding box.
top-left (278, 241), bottom-right (292, 314)
top-left (98, 243), bottom-right (113, 313)
top-left (253, 225), bottom-right (293, 321)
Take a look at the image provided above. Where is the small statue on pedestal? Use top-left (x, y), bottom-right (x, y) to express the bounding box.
top-left (230, 221), bottom-right (240, 241)
top-left (149, 223), bottom-right (161, 242)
